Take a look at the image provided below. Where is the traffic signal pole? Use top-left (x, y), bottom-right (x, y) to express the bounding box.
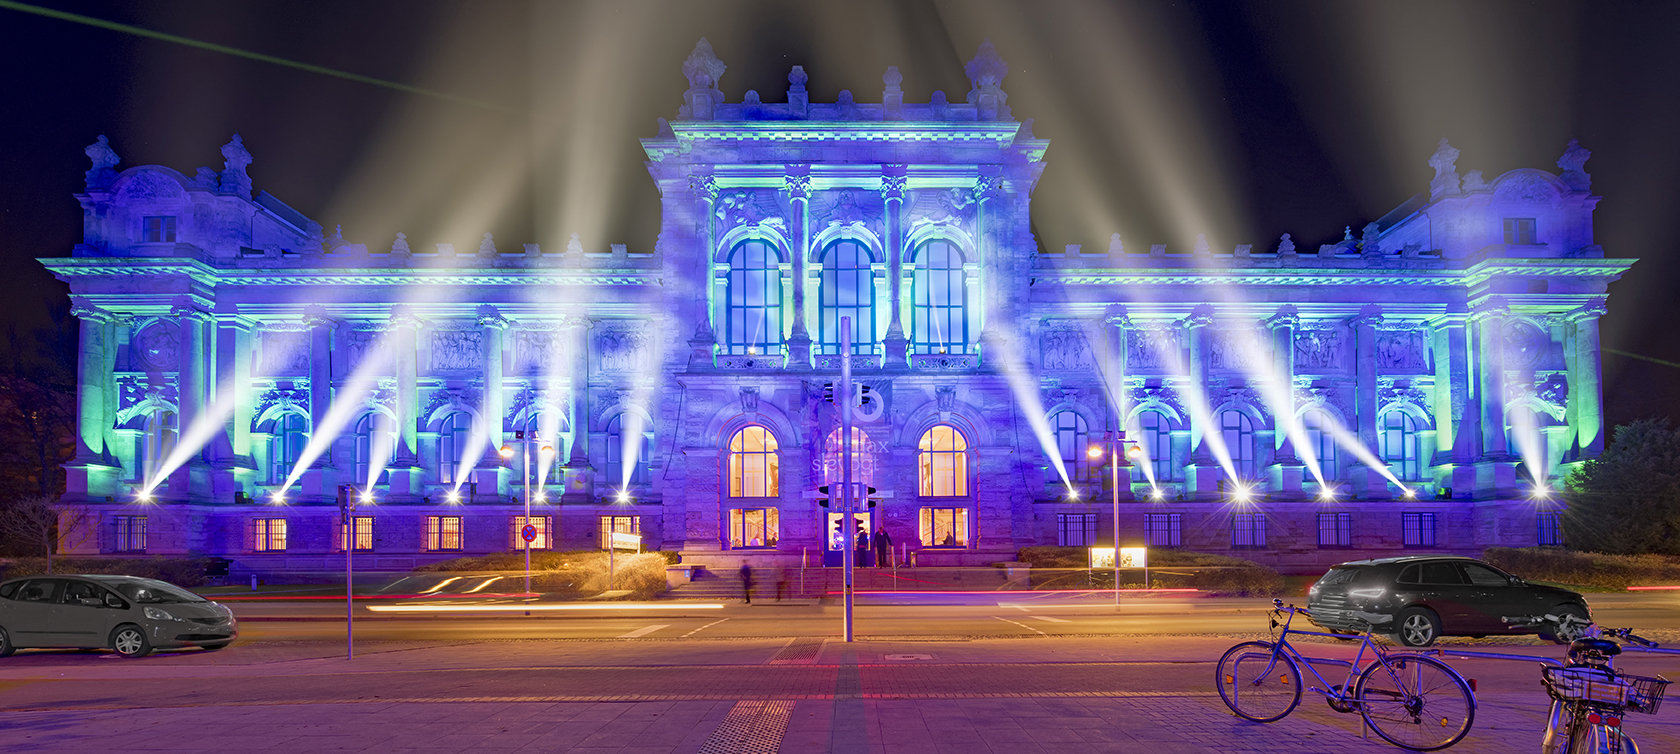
top-left (841, 316), bottom-right (855, 642)
top-left (340, 484), bottom-right (355, 660)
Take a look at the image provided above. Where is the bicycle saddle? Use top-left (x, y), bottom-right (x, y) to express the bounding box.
top-left (1568, 637), bottom-right (1622, 660)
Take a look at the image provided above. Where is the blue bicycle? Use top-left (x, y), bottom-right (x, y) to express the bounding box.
top-left (1217, 599), bottom-right (1476, 750)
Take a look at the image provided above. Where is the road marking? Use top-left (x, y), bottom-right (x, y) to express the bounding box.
top-left (993, 616), bottom-right (1047, 635)
top-left (1030, 615), bottom-right (1072, 623)
top-left (682, 618), bottom-right (729, 638)
top-left (618, 624), bottom-right (670, 638)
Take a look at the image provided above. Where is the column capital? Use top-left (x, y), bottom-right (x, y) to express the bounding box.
top-left (169, 301), bottom-right (213, 323)
top-left (1183, 304), bottom-right (1215, 330)
top-left (879, 164), bottom-right (908, 202)
top-left (1102, 305), bottom-right (1130, 328)
top-left (1265, 305), bottom-right (1301, 330)
top-left (1568, 299), bottom-right (1609, 322)
top-left (688, 173), bottom-right (719, 202)
top-left (1470, 296), bottom-right (1511, 322)
top-left (476, 305), bottom-right (512, 330)
top-left (68, 297), bottom-right (118, 324)
top-left (560, 314), bottom-right (595, 330)
top-left (973, 173), bottom-right (1005, 203)
top-left (783, 166), bottom-right (812, 201)
top-left (389, 307), bottom-right (426, 331)
top-left (1347, 304), bottom-right (1383, 330)
top-left (301, 305), bottom-right (338, 330)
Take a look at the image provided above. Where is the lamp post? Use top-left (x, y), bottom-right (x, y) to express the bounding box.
top-left (1088, 432), bottom-right (1139, 606)
top-left (501, 430), bottom-right (552, 596)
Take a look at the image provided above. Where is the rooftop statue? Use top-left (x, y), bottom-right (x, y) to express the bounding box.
top-left (84, 135), bottom-right (120, 190)
top-left (1428, 138), bottom-right (1461, 199)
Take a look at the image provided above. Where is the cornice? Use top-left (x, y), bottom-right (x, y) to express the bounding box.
top-left (38, 258), bottom-right (657, 287)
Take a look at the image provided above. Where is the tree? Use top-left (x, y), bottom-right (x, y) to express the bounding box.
top-left (0, 495), bottom-right (94, 572)
top-left (1564, 419), bottom-right (1680, 555)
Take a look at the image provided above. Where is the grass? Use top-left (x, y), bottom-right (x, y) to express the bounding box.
top-left (1482, 547), bottom-right (1680, 592)
top-left (0, 556), bottom-right (219, 586)
top-left (1017, 546), bottom-right (1287, 597)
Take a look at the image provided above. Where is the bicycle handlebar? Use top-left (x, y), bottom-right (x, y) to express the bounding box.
top-left (1604, 627), bottom-right (1660, 648)
top-left (1501, 613), bottom-right (1663, 649)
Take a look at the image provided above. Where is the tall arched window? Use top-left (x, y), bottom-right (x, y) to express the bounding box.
top-left (268, 412), bottom-right (305, 485)
top-left (1132, 410), bottom-right (1174, 483)
top-left (139, 409), bottom-right (178, 483)
top-left (728, 425), bottom-right (779, 497)
top-left (606, 413), bottom-right (650, 488)
top-left (1302, 409), bottom-right (1338, 480)
top-left (725, 240), bottom-right (783, 356)
top-left (911, 240), bottom-right (969, 354)
top-left (1050, 411), bottom-right (1090, 482)
top-left (918, 425), bottom-right (968, 497)
top-left (818, 239), bottom-right (876, 355)
top-left (1221, 410), bottom-right (1257, 480)
top-left (438, 412), bottom-right (472, 484)
top-left (353, 412), bottom-right (396, 487)
top-left (822, 427), bottom-right (875, 488)
top-left (1381, 411), bottom-right (1421, 480)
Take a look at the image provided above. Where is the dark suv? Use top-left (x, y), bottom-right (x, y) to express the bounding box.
top-left (1307, 556), bottom-right (1590, 647)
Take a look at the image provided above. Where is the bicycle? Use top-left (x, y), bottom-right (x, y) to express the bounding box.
top-left (1217, 599), bottom-right (1476, 751)
top-left (1499, 613), bottom-right (1672, 754)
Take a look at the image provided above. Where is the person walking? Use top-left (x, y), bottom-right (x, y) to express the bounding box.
top-left (739, 562), bottom-right (753, 604)
top-left (855, 527), bottom-right (872, 567)
top-left (873, 527), bottom-right (893, 568)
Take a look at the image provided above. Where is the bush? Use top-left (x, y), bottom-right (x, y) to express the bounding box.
top-left (0, 557), bottom-right (217, 586)
top-left (1483, 547), bottom-right (1680, 590)
top-left (1564, 419), bottom-right (1680, 555)
top-left (417, 550), bottom-right (671, 599)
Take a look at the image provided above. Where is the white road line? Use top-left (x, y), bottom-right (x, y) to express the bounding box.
top-left (618, 624), bottom-right (670, 639)
top-left (682, 618), bottom-right (730, 638)
top-left (1030, 615), bottom-right (1072, 623)
top-left (994, 616), bottom-right (1047, 635)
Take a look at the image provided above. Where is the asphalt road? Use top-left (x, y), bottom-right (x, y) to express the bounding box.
top-left (218, 592), bottom-right (1680, 643)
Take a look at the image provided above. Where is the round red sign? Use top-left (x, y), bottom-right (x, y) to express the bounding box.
top-left (521, 524), bottom-right (538, 543)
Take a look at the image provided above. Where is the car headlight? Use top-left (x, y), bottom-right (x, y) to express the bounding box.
top-left (1350, 588), bottom-right (1386, 599)
top-left (143, 607), bottom-right (181, 621)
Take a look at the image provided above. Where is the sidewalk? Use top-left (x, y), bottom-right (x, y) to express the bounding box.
top-left (1, 636), bottom-right (1676, 753)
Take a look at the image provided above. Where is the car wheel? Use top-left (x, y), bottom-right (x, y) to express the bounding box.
top-left (0, 625), bottom-right (13, 658)
top-left (110, 624), bottom-right (152, 658)
top-left (200, 642), bottom-right (231, 651)
top-left (1395, 607), bottom-right (1441, 647)
top-left (1539, 605), bottom-right (1591, 645)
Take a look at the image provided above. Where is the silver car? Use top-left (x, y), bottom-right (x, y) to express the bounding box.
top-left (0, 575), bottom-right (237, 657)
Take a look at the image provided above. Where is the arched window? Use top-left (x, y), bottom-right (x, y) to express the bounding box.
top-left (822, 427), bottom-right (875, 488)
top-left (1050, 411), bottom-right (1090, 482)
top-left (352, 412), bottom-right (396, 487)
top-left (1221, 410), bottom-right (1256, 480)
top-left (728, 425), bottom-right (779, 497)
top-left (139, 409), bottom-right (178, 483)
top-left (268, 413), bottom-right (306, 485)
top-left (725, 240), bottom-right (783, 356)
top-left (606, 413), bottom-right (650, 488)
top-left (911, 240), bottom-right (969, 354)
top-left (1302, 409), bottom-right (1338, 480)
top-left (438, 412), bottom-right (472, 484)
top-left (1132, 410), bottom-right (1174, 483)
top-left (1381, 411), bottom-right (1422, 480)
top-left (918, 425), bottom-right (969, 497)
top-left (818, 239), bottom-right (876, 355)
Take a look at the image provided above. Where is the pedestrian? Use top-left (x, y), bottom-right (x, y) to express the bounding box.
top-left (739, 562), bottom-right (752, 604)
top-left (855, 527), bottom-right (872, 567)
top-left (873, 527), bottom-right (893, 568)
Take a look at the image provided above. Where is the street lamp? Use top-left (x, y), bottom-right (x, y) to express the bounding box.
top-left (503, 431), bottom-right (549, 595)
top-left (1088, 431), bottom-right (1136, 606)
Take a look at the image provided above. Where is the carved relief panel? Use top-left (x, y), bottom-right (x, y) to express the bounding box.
top-left (342, 330), bottom-right (386, 375)
top-left (1039, 321), bottom-right (1093, 371)
top-left (1375, 329), bottom-right (1430, 373)
top-left (430, 330), bottom-right (483, 373)
top-left (1293, 326), bottom-right (1346, 373)
top-left (598, 327), bottom-right (653, 374)
top-left (260, 330), bottom-right (310, 376)
top-left (1209, 328), bottom-right (1268, 372)
top-left (131, 321), bottom-right (181, 372)
top-left (1502, 320), bottom-right (1550, 370)
top-left (1127, 326), bottom-right (1181, 373)
top-left (513, 330), bottom-right (562, 376)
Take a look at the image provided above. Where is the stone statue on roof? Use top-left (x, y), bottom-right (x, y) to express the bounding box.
top-left (84, 135), bottom-right (120, 189)
top-left (1428, 138), bottom-right (1461, 199)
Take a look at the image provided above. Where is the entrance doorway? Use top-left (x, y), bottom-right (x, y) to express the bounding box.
top-left (823, 510), bottom-right (874, 566)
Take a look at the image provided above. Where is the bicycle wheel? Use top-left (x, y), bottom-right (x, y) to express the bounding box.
top-left (1354, 654), bottom-right (1475, 751)
top-left (1216, 641), bottom-right (1302, 723)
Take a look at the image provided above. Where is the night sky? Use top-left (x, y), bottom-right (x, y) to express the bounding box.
top-left (1, 0), bottom-right (1677, 430)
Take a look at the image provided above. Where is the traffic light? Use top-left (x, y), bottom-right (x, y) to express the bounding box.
top-left (857, 384), bottom-right (873, 407)
top-left (338, 484), bottom-right (357, 523)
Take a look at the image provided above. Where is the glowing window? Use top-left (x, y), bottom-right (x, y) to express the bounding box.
top-left (728, 508), bottom-right (778, 548)
top-left (139, 409), bottom-right (178, 484)
top-left (339, 516), bottom-right (374, 551)
top-left (917, 425), bottom-right (968, 497)
top-left (252, 518), bottom-right (288, 552)
top-left (1380, 411), bottom-right (1421, 480)
top-left (1132, 410), bottom-right (1174, 483)
top-left (599, 515), bottom-right (640, 549)
top-left (353, 412), bottom-right (396, 487)
top-left (142, 216), bottom-right (177, 243)
top-left (511, 515), bottom-right (552, 551)
top-left (606, 413), bottom-right (650, 488)
top-left (728, 426), bottom-right (779, 498)
top-left (1302, 410), bottom-right (1338, 480)
top-left (818, 239), bottom-right (876, 355)
top-left (114, 515), bottom-right (146, 553)
top-left (822, 427), bottom-right (875, 488)
top-left (424, 516), bottom-right (462, 552)
top-left (1051, 411), bottom-right (1091, 483)
top-left (911, 240), bottom-right (969, 354)
top-left (438, 412), bottom-right (472, 484)
top-left (919, 507), bottom-right (968, 547)
top-left (725, 240), bottom-right (783, 356)
top-left (268, 412), bottom-right (305, 485)
top-left (1221, 410), bottom-right (1256, 479)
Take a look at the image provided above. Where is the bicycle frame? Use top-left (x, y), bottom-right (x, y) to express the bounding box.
top-left (1265, 603), bottom-right (1393, 705)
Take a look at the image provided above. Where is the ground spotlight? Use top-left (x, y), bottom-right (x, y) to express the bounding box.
top-left (446, 491), bottom-right (461, 504)
top-left (1402, 487), bottom-right (1416, 500)
top-left (1149, 487), bottom-right (1164, 501)
top-left (1318, 486), bottom-right (1337, 502)
top-left (270, 491), bottom-right (285, 504)
top-left (616, 489), bottom-right (632, 503)
top-left (360, 491), bottom-right (374, 504)
top-left (1066, 487), bottom-right (1081, 501)
top-left (1231, 484), bottom-right (1253, 504)
top-left (135, 491), bottom-right (153, 503)
top-left (1530, 484), bottom-right (1550, 500)
top-left (534, 491), bottom-right (547, 503)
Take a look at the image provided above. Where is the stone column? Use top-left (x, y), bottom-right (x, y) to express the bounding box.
top-left (685, 173), bottom-right (719, 367)
top-left (1431, 310), bottom-right (1476, 497)
top-left (388, 308), bottom-right (424, 500)
top-left (881, 165), bottom-right (909, 368)
top-left (479, 307), bottom-right (510, 499)
top-left (563, 315), bottom-right (595, 502)
top-left (168, 300), bottom-right (212, 501)
top-left (1265, 306), bottom-right (1304, 496)
top-left (1103, 306), bottom-right (1137, 502)
top-left (1349, 305), bottom-right (1388, 495)
top-left (212, 315), bottom-right (255, 501)
top-left (1472, 299), bottom-right (1517, 496)
top-left (784, 167), bottom-right (813, 368)
top-left (1569, 300), bottom-right (1608, 459)
top-left (1183, 306), bottom-right (1219, 500)
top-left (301, 308), bottom-right (338, 499)
top-left (68, 300), bottom-right (115, 462)
top-left (974, 173), bottom-right (1005, 346)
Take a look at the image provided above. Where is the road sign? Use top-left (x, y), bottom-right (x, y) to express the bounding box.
top-left (521, 524), bottom-right (538, 543)
top-left (609, 531), bottom-right (642, 551)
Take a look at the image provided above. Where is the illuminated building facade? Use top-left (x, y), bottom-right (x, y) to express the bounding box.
top-left (45, 40), bottom-right (1630, 572)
